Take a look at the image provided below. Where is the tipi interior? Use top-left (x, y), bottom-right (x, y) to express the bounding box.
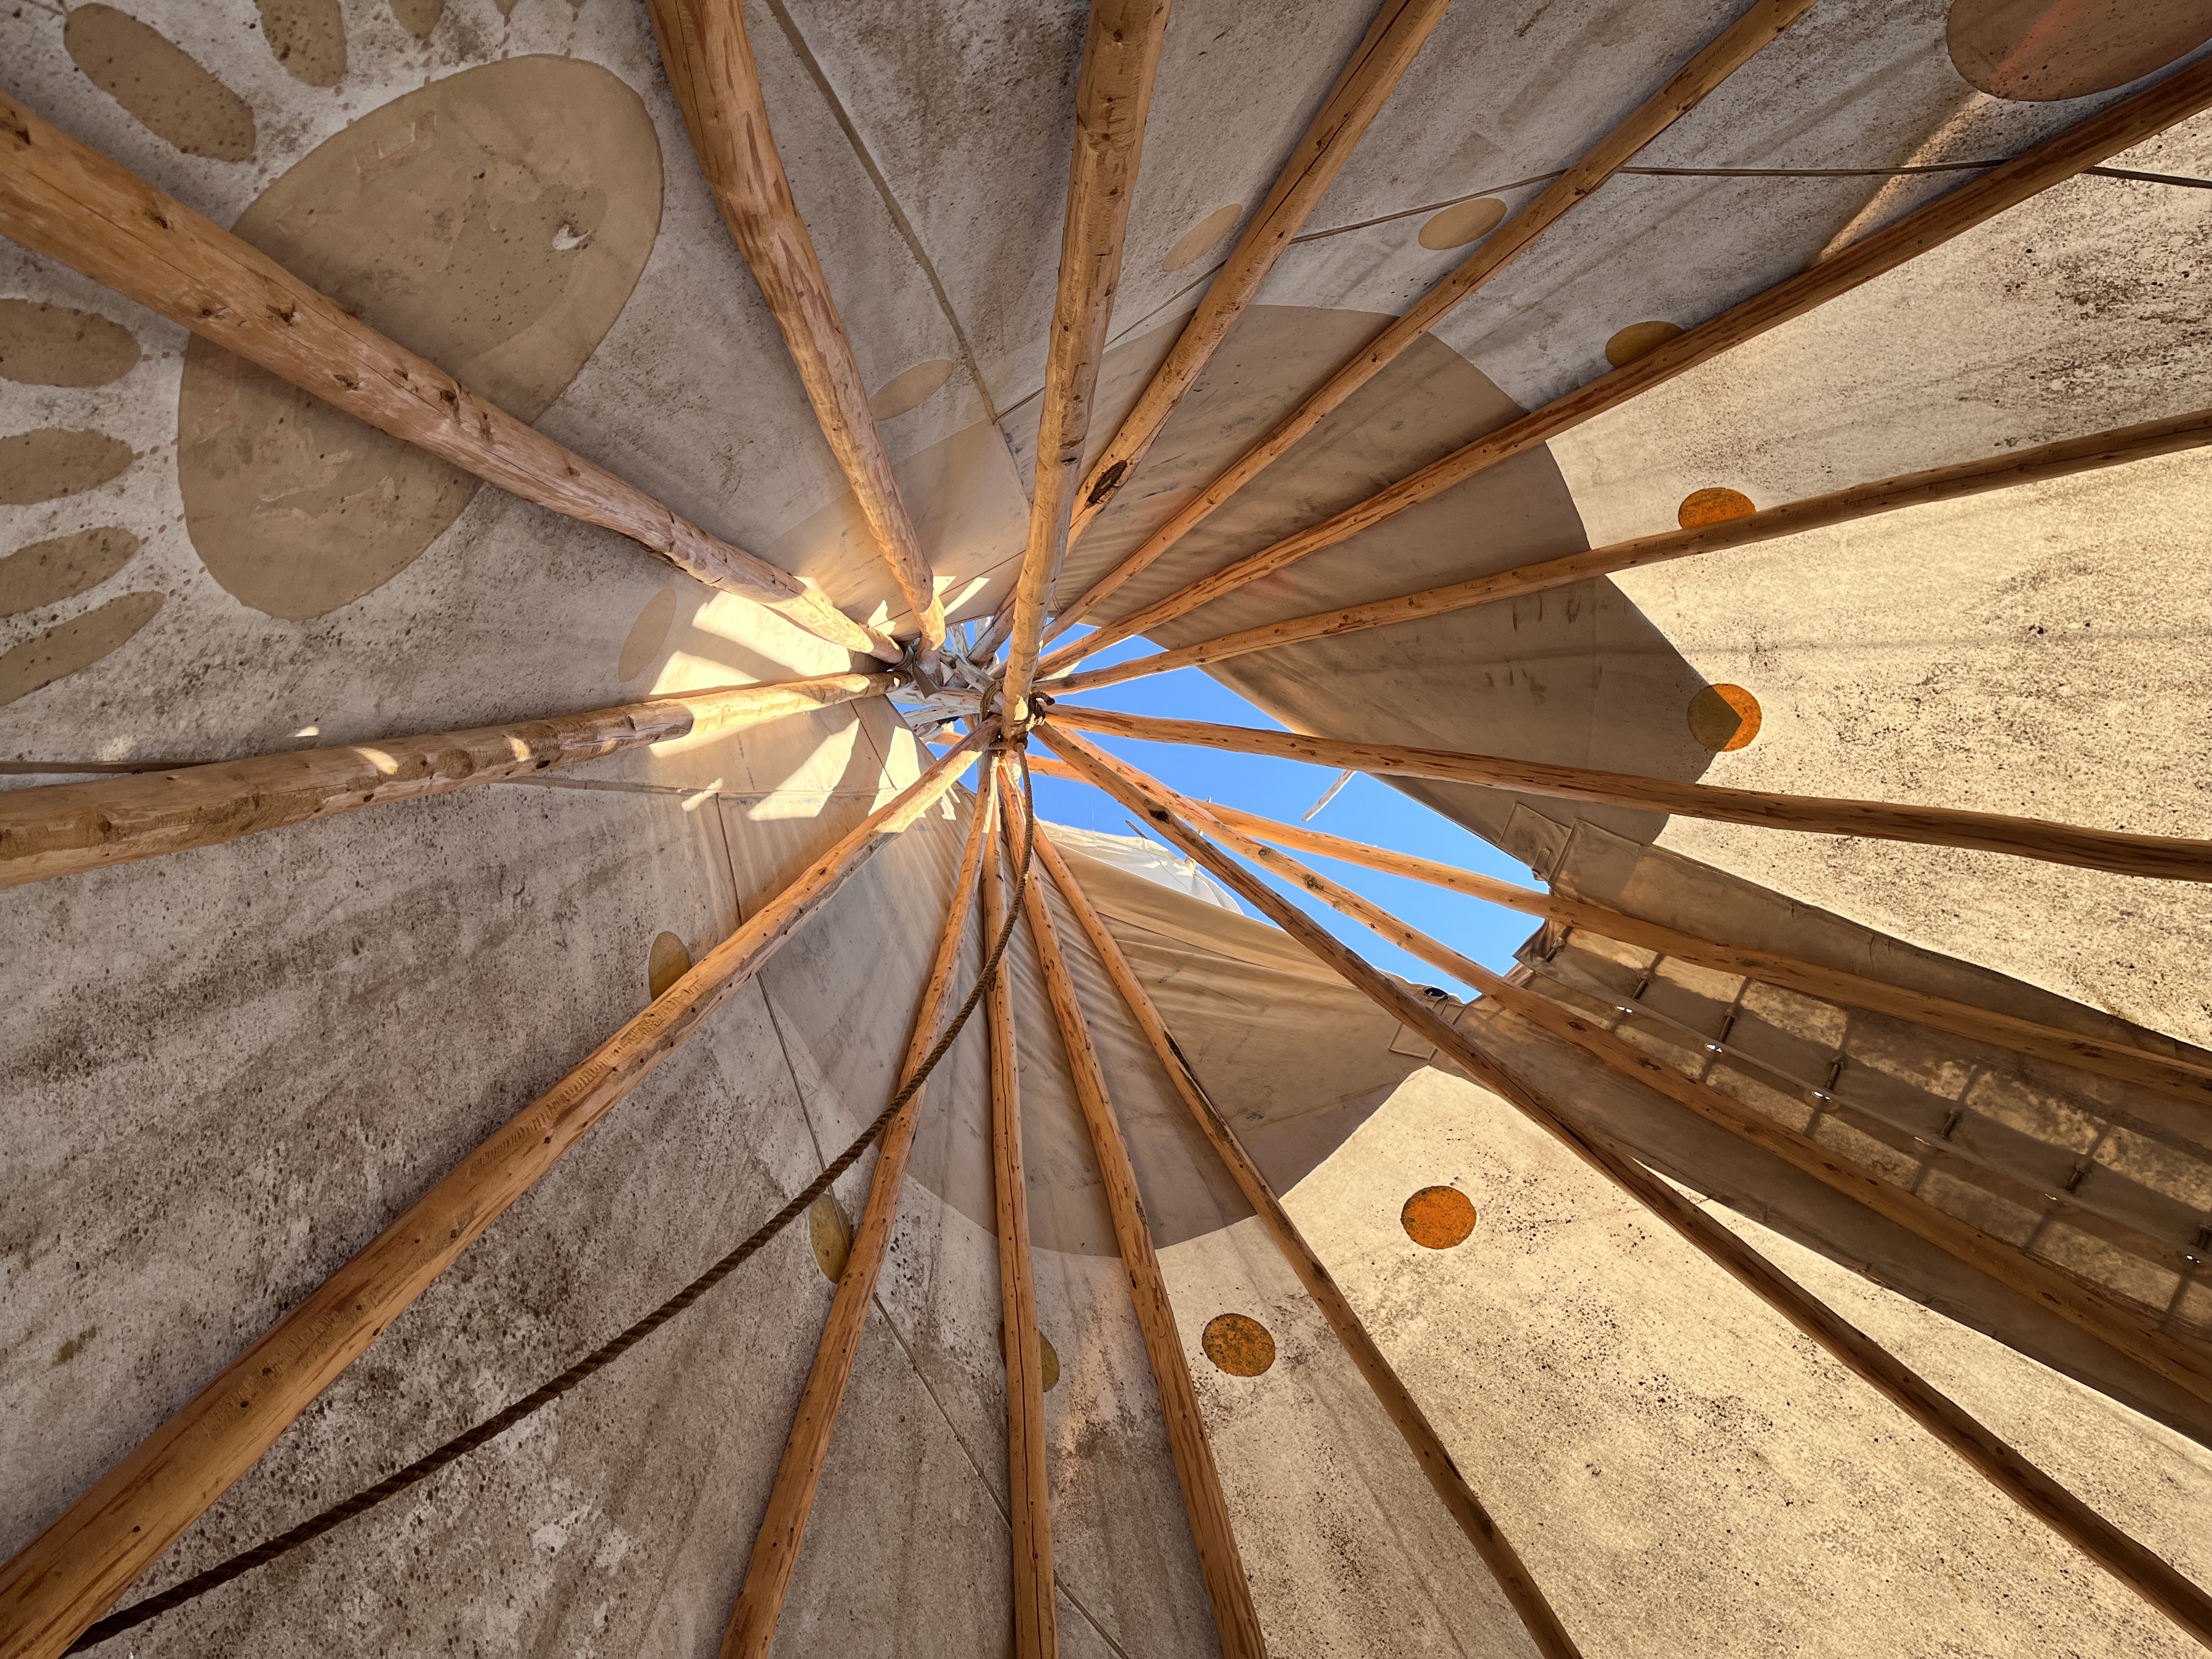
top-left (3, 0), bottom-right (2212, 1654)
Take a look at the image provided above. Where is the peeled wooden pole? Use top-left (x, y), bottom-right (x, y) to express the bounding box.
top-left (1037, 54), bottom-right (2212, 674)
top-left (1043, 706), bottom-right (2212, 883)
top-left (1051, 408), bottom-right (2212, 692)
top-left (0, 732), bottom-right (990, 1659)
top-left (0, 673), bottom-right (898, 890)
top-left (1036, 724), bottom-right (2212, 1650)
top-left (0, 91), bottom-right (893, 663)
top-left (1195, 802), bottom-right (2212, 1111)
top-left (1007, 783), bottom-right (1267, 1659)
top-left (984, 758), bottom-right (1058, 1659)
top-left (646, 0), bottom-right (946, 649)
top-left (721, 764), bottom-right (996, 1659)
top-left (1039, 0), bottom-right (1821, 647)
top-left (1000, 0), bottom-right (1174, 722)
top-left (1031, 824), bottom-right (1585, 1658)
top-left (1170, 801), bottom-right (2212, 1415)
top-left (1063, 0), bottom-right (1453, 539)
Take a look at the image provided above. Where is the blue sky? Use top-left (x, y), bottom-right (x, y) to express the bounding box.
top-left (1007, 627), bottom-right (1541, 991)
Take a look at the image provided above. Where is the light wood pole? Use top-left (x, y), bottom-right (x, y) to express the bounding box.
top-left (0, 732), bottom-right (991, 1659)
top-left (720, 763), bottom-right (996, 1659)
top-left (1003, 778), bottom-right (1268, 1658)
top-left (1035, 723), bottom-right (2212, 1650)
top-left (984, 757), bottom-right (1058, 1659)
top-left (0, 92), bottom-right (893, 663)
top-left (998, 0), bottom-right (1175, 723)
top-left (1156, 794), bottom-right (2212, 1415)
top-left (1030, 823), bottom-right (1586, 1658)
top-left (1191, 801), bottom-right (2212, 1112)
top-left (1036, 54), bottom-right (2212, 676)
top-left (1062, 0), bottom-right (1453, 539)
top-left (1042, 706), bottom-right (2212, 884)
top-left (0, 673), bottom-right (898, 889)
top-left (1039, 0), bottom-right (1822, 645)
top-left (646, 0), bottom-right (946, 650)
top-left (1049, 407), bottom-right (2212, 692)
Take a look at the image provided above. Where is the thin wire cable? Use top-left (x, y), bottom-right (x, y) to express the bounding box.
top-left (67, 753), bottom-right (1038, 1655)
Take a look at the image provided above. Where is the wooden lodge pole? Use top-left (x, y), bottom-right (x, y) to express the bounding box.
top-left (1003, 777), bottom-right (1268, 1658)
top-left (0, 91), bottom-right (894, 662)
top-left (1042, 706), bottom-right (2212, 884)
top-left (1031, 823), bottom-right (1587, 1657)
top-left (0, 732), bottom-right (991, 1659)
top-left (1034, 723), bottom-right (2212, 1650)
top-left (0, 673), bottom-right (899, 891)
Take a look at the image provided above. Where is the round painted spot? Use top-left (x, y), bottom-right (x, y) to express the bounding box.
top-left (65, 4), bottom-right (256, 162)
top-left (1677, 487), bottom-right (1756, 528)
top-left (647, 930), bottom-right (692, 1001)
top-left (1201, 1313), bottom-right (1276, 1377)
top-left (1164, 205), bottom-right (1243, 272)
top-left (999, 1327), bottom-right (1062, 1393)
top-left (867, 359), bottom-right (956, 422)
top-left (1688, 684), bottom-right (1762, 752)
top-left (809, 1193), bottom-right (852, 1283)
top-left (1401, 1186), bottom-right (1476, 1249)
top-left (1946, 0), bottom-right (2212, 101)
top-left (1418, 196), bottom-right (1507, 250)
top-left (1604, 320), bottom-right (1684, 370)
top-left (619, 589), bottom-right (679, 684)
top-left (255, 0), bottom-right (346, 86)
top-left (0, 302), bottom-right (140, 388)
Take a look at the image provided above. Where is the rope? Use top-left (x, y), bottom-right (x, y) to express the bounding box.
top-left (69, 751), bottom-right (1037, 1654)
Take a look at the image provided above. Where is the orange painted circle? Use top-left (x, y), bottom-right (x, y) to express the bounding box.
top-left (1401, 1186), bottom-right (1477, 1249)
top-left (1946, 0), bottom-right (2212, 102)
top-left (1201, 1313), bottom-right (1277, 1377)
top-left (1689, 684), bottom-right (1763, 752)
top-left (1605, 319), bottom-right (1683, 369)
top-left (1677, 487), bottom-right (1756, 529)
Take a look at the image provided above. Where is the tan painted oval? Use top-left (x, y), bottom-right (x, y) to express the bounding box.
top-left (1201, 1312), bottom-right (1276, 1377)
top-left (64, 5), bottom-right (256, 162)
top-left (0, 590), bottom-right (165, 709)
top-left (998, 1327), bottom-right (1062, 1392)
top-left (867, 358), bottom-right (956, 422)
top-left (1947, 0), bottom-right (2212, 101)
top-left (1677, 486), bottom-right (1755, 528)
top-left (1605, 319), bottom-right (1684, 369)
top-left (647, 930), bottom-right (692, 1001)
top-left (0, 428), bottom-right (134, 506)
top-left (619, 588), bottom-right (679, 683)
top-left (0, 302), bottom-right (140, 388)
top-left (389, 0), bottom-right (444, 37)
top-left (1689, 684), bottom-right (1762, 752)
top-left (1, 527), bottom-right (141, 619)
top-left (1164, 204), bottom-right (1243, 272)
top-left (1418, 196), bottom-right (1506, 250)
top-left (809, 1193), bottom-right (852, 1283)
top-left (256, 0), bottom-right (346, 87)
top-left (1401, 1185), bottom-right (1476, 1249)
top-left (177, 56), bottom-right (664, 619)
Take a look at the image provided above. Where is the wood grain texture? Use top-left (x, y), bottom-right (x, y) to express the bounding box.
top-left (1049, 407), bottom-right (2212, 691)
top-left (646, 0), bottom-right (946, 648)
top-left (1036, 724), bottom-right (2212, 1651)
top-left (1000, 0), bottom-right (1173, 721)
top-left (1008, 778), bottom-right (1266, 1659)
top-left (1043, 707), bottom-right (2212, 883)
top-left (0, 733), bottom-right (989, 1659)
top-left (1193, 802), bottom-right (2212, 1112)
top-left (1062, 0), bottom-right (1453, 539)
top-left (1041, 0), bottom-right (1820, 646)
top-left (1033, 822), bottom-right (1585, 1658)
top-left (0, 673), bottom-right (897, 889)
top-left (1037, 51), bottom-right (2212, 675)
top-left (1175, 804), bottom-right (2212, 1414)
top-left (719, 757), bottom-right (995, 1659)
top-left (0, 89), bottom-right (894, 661)
top-left (985, 758), bottom-right (1057, 1659)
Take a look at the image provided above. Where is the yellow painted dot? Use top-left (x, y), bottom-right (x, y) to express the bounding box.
top-left (1418, 196), bottom-right (1506, 250)
top-left (1677, 487), bottom-right (1756, 529)
top-left (867, 358), bottom-right (955, 421)
top-left (1202, 1313), bottom-right (1276, 1377)
top-left (1401, 1186), bottom-right (1476, 1249)
top-left (1689, 684), bottom-right (1762, 752)
top-left (999, 1327), bottom-right (1061, 1393)
top-left (1164, 205), bottom-right (1243, 272)
top-left (618, 589), bottom-right (678, 683)
top-left (809, 1193), bottom-right (851, 1283)
top-left (647, 930), bottom-right (692, 1001)
top-left (1604, 320), bottom-right (1684, 370)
